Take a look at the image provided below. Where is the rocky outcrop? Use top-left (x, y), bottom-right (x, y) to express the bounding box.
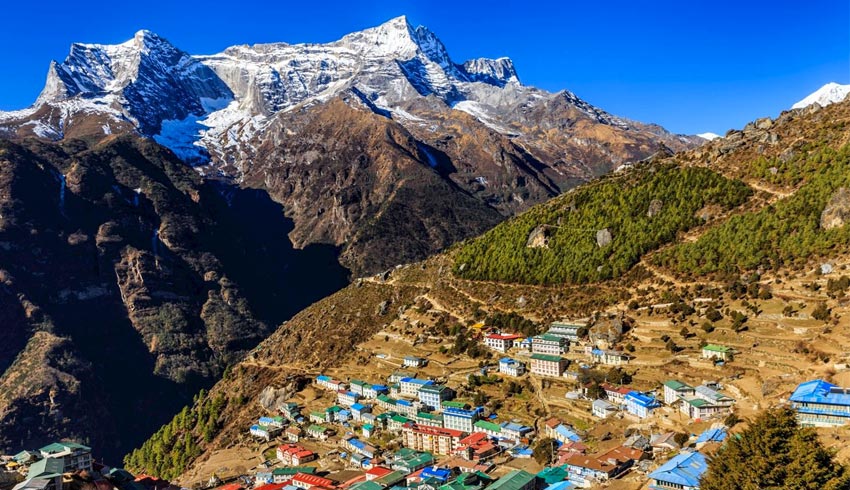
top-left (821, 187), bottom-right (850, 229)
top-left (596, 228), bottom-right (613, 248)
top-left (526, 225), bottom-right (551, 248)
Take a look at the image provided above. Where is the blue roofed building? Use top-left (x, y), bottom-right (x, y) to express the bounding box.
top-left (695, 427), bottom-right (727, 445)
top-left (648, 451), bottom-right (707, 490)
top-left (624, 392), bottom-right (661, 419)
top-left (790, 379), bottom-right (850, 427)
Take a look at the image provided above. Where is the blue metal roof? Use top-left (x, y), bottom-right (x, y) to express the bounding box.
top-left (443, 407), bottom-right (476, 417)
top-left (790, 380), bottom-right (850, 406)
top-left (649, 451), bottom-right (707, 487)
top-left (625, 391), bottom-right (661, 408)
top-left (501, 422), bottom-right (532, 433)
top-left (695, 427), bottom-right (727, 444)
top-left (554, 425), bottom-right (581, 442)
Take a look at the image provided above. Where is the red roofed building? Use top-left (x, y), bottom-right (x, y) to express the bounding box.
top-left (255, 484), bottom-right (287, 490)
top-left (364, 467), bottom-right (394, 481)
top-left (277, 444), bottom-right (317, 466)
top-left (600, 383), bottom-right (631, 405)
top-left (217, 484), bottom-right (244, 490)
top-left (291, 474), bottom-right (335, 490)
top-left (484, 334), bottom-right (522, 353)
top-left (402, 424), bottom-right (465, 455)
top-left (453, 431), bottom-right (499, 461)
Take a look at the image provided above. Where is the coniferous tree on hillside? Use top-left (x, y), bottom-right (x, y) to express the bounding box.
top-left (700, 408), bottom-right (850, 490)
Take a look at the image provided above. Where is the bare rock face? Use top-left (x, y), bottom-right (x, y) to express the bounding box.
top-left (647, 199), bottom-right (664, 218)
top-left (821, 187), bottom-right (850, 229)
top-left (526, 225), bottom-right (551, 248)
top-left (596, 228), bottom-right (613, 248)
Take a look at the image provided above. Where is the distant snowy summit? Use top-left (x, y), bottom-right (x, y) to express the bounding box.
top-left (0, 15), bottom-right (700, 170)
top-left (792, 82), bottom-right (850, 109)
top-left (697, 132), bottom-right (721, 141)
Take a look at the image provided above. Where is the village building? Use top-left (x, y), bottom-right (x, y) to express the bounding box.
top-left (250, 424), bottom-right (280, 441)
top-left (290, 473), bottom-right (335, 490)
top-left (499, 422), bottom-right (533, 440)
top-left (399, 378), bottom-right (434, 397)
top-left (402, 424), bottom-right (464, 455)
top-left (547, 322), bottom-right (583, 343)
top-left (338, 390), bottom-right (361, 407)
top-left (648, 451), bottom-right (707, 490)
top-left (280, 403), bottom-right (302, 422)
top-left (260, 416), bottom-right (286, 428)
top-left (418, 384), bottom-right (455, 410)
top-left (15, 458), bottom-right (63, 490)
top-left (351, 403), bottom-right (372, 421)
top-left (623, 392), bottom-right (661, 419)
top-left (404, 356), bottom-right (429, 368)
top-left (414, 411), bottom-right (444, 427)
top-left (701, 344), bottom-right (733, 362)
top-left (484, 334), bottom-right (522, 353)
top-left (306, 424), bottom-right (332, 440)
top-left (473, 420), bottom-right (502, 438)
top-left (591, 399), bottom-right (619, 418)
top-left (271, 467), bottom-right (317, 484)
top-left (589, 349), bottom-right (633, 366)
top-left (389, 371), bottom-right (416, 383)
top-left (790, 379), bottom-right (850, 427)
top-left (453, 432), bottom-right (499, 461)
top-left (599, 383), bottom-right (631, 405)
top-left (662, 380), bottom-right (695, 405)
top-left (350, 380), bottom-right (370, 396)
top-left (531, 334), bottom-right (568, 355)
top-left (443, 407), bottom-right (479, 433)
top-left (363, 384), bottom-right (389, 399)
top-left (38, 442), bottom-right (92, 473)
top-left (342, 437), bottom-right (378, 458)
top-left (529, 354), bottom-right (568, 377)
top-left (498, 358), bottom-right (525, 377)
top-left (486, 470), bottom-right (536, 490)
top-left (650, 432), bottom-right (682, 454)
top-left (388, 415), bottom-right (411, 432)
top-left (565, 446), bottom-right (647, 488)
top-left (276, 444), bottom-right (317, 466)
top-left (285, 426), bottom-right (303, 442)
top-left (389, 449), bottom-right (436, 474)
top-left (316, 375), bottom-right (346, 392)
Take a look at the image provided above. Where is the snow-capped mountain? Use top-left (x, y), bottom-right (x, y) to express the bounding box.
top-left (792, 82), bottom-right (850, 109)
top-left (0, 16), bottom-right (702, 274)
top-left (697, 132), bottom-right (721, 141)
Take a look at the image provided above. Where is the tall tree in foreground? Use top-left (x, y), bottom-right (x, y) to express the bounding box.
top-left (701, 408), bottom-right (850, 490)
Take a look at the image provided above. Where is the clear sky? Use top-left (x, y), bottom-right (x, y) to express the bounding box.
top-left (0, 0), bottom-right (847, 134)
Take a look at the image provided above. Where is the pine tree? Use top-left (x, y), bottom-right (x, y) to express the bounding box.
top-left (701, 408), bottom-right (850, 490)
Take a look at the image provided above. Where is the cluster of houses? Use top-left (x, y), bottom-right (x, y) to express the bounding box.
top-left (2, 442), bottom-right (177, 490)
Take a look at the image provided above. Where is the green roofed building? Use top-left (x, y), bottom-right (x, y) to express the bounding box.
top-left (530, 354), bottom-right (568, 377)
top-left (702, 344), bottom-right (733, 361)
top-left (487, 470), bottom-right (537, 490)
top-left (473, 420), bottom-right (502, 436)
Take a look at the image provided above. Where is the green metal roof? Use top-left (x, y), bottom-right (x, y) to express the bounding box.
top-left (686, 398), bottom-right (710, 407)
top-left (530, 353), bottom-right (564, 362)
top-left (273, 467), bottom-right (316, 476)
top-left (703, 344), bottom-right (731, 352)
top-left (307, 424), bottom-right (328, 433)
top-left (391, 415), bottom-right (410, 424)
top-left (487, 470), bottom-right (536, 490)
top-left (39, 442), bottom-right (90, 454)
top-left (536, 334), bottom-right (564, 342)
top-left (27, 458), bottom-right (65, 478)
top-left (473, 420), bottom-right (502, 432)
top-left (441, 401), bottom-right (468, 409)
top-left (663, 380), bottom-right (693, 390)
top-left (351, 379), bottom-right (369, 387)
top-left (419, 384), bottom-right (450, 394)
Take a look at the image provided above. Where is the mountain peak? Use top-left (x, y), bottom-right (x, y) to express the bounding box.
top-left (792, 82), bottom-right (850, 109)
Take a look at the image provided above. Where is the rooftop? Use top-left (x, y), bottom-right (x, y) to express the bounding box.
top-left (530, 353), bottom-right (564, 362)
top-left (648, 451), bottom-right (707, 487)
top-left (703, 344), bottom-right (731, 353)
top-left (486, 470), bottom-right (536, 490)
top-left (790, 379), bottom-right (850, 406)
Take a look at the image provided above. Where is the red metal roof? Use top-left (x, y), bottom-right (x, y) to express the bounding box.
top-left (292, 473), bottom-right (335, 488)
top-left (485, 334), bottom-right (522, 340)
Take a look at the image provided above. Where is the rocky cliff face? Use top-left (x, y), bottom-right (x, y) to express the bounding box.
top-left (0, 136), bottom-right (346, 457)
top-left (0, 16), bottom-right (701, 275)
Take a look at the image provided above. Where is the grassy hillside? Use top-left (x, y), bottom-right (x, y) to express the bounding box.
top-left (453, 165), bottom-right (752, 285)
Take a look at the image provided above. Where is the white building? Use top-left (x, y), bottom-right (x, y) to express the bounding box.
top-left (484, 334), bottom-right (522, 353)
top-left (499, 358), bottom-right (526, 377)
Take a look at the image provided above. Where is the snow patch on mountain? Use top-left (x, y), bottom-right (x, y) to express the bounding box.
top-left (792, 82), bottom-right (850, 109)
top-left (697, 132), bottom-right (721, 141)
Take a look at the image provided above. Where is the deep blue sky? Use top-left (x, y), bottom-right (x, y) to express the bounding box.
top-left (0, 0), bottom-right (847, 134)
